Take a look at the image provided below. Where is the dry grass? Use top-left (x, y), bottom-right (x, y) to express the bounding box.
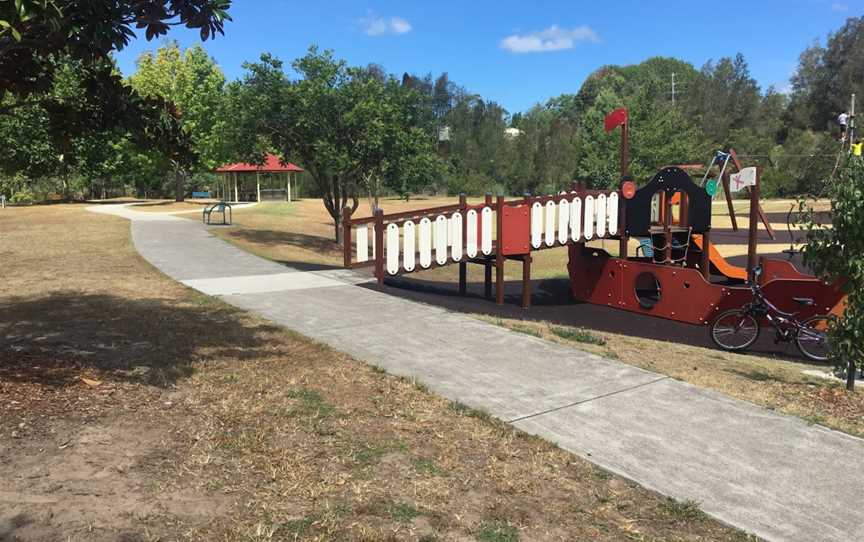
top-left (487, 317), bottom-right (864, 438)
top-left (0, 204), bottom-right (753, 540)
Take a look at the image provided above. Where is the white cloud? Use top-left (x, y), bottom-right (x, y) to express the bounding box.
top-left (500, 24), bottom-right (600, 53)
top-left (360, 15), bottom-right (412, 36)
top-left (831, 2), bottom-right (848, 11)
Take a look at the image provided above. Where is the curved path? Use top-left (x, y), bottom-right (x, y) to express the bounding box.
top-left (90, 204), bottom-right (864, 542)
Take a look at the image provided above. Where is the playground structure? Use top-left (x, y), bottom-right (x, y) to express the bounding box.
top-left (340, 109), bottom-right (845, 330)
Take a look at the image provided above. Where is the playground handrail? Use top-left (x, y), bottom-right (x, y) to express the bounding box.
top-left (341, 187), bottom-right (624, 291)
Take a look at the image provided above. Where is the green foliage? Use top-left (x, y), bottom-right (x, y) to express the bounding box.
top-left (802, 159), bottom-right (864, 383)
top-left (9, 185), bottom-right (35, 204)
top-left (789, 16), bottom-right (864, 131)
top-left (477, 521), bottom-right (519, 542)
top-left (548, 326), bottom-right (607, 346)
top-left (0, 0), bottom-right (230, 99)
top-left (129, 42), bottom-right (227, 170)
top-left (391, 502), bottom-right (421, 522)
top-left (224, 47), bottom-right (440, 237)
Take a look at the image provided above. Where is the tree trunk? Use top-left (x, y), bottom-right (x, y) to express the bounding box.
top-left (174, 167), bottom-right (185, 202)
top-left (847, 358), bottom-right (856, 391)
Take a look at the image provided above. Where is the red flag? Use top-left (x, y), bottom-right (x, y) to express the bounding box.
top-left (604, 108), bottom-right (628, 132)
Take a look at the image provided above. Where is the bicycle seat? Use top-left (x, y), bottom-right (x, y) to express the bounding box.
top-left (792, 297), bottom-right (815, 306)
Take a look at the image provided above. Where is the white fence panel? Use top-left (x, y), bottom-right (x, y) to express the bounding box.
top-left (570, 197), bottom-right (582, 241)
top-left (356, 225), bottom-right (369, 262)
top-left (466, 209), bottom-right (478, 258)
top-left (530, 202), bottom-right (543, 249)
top-left (403, 220), bottom-right (416, 272)
top-left (419, 218), bottom-right (432, 268)
top-left (481, 207), bottom-right (493, 255)
top-left (557, 199), bottom-right (570, 244)
top-left (584, 195), bottom-right (595, 240)
top-left (450, 212), bottom-right (463, 261)
top-left (607, 192), bottom-right (619, 235)
top-left (386, 223), bottom-right (400, 275)
top-left (596, 193), bottom-right (607, 237)
top-left (435, 215), bottom-right (448, 265)
top-left (544, 201), bottom-right (556, 247)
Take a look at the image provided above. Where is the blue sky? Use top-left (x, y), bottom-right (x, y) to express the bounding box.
top-left (114, 0), bottom-right (861, 114)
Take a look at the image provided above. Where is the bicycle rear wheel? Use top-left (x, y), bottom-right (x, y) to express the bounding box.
top-left (710, 309), bottom-right (760, 352)
top-left (796, 315), bottom-right (831, 362)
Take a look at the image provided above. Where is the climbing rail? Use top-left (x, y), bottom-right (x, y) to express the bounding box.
top-left (342, 185), bottom-right (624, 307)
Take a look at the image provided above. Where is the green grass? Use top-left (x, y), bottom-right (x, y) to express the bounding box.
top-left (412, 457), bottom-right (444, 475)
top-left (282, 515), bottom-right (315, 536)
top-left (549, 325), bottom-right (607, 346)
top-left (286, 388), bottom-right (336, 418)
top-left (449, 401), bottom-right (492, 421)
top-left (662, 498), bottom-right (706, 521)
top-left (506, 323), bottom-right (543, 338)
top-left (391, 502), bottom-right (421, 522)
top-left (354, 441), bottom-right (407, 466)
top-left (477, 521), bottom-right (519, 542)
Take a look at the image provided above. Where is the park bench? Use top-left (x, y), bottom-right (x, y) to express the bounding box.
top-left (203, 201), bottom-right (232, 225)
top-left (192, 191), bottom-right (211, 198)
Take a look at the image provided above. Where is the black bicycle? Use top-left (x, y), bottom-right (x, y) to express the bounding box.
top-left (709, 266), bottom-right (832, 361)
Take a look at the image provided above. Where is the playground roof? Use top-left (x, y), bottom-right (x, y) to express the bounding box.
top-left (215, 153), bottom-right (304, 173)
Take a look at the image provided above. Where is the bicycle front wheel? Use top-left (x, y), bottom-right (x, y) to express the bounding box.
top-left (710, 309), bottom-right (760, 352)
top-left (796, 315), bottom-right (832, 362)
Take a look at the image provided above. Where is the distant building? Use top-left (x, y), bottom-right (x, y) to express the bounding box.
top-left (504, 127), bottom-right (523, 139)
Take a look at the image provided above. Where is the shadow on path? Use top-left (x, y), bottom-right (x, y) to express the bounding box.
top-left (377, 274), bottom-right (809, 361)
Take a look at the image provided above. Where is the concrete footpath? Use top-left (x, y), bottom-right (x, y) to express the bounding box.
top-left (91, 204), bottom-right (864, 542)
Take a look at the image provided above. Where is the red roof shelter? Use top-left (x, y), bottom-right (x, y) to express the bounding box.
top-left (214, 153), bottom-right (304, 202)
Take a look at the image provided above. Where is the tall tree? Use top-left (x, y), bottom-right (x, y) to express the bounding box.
top-left (129, 42), bottom-right (226, 200)
top-left (345, 67), bottom-right (439, 209)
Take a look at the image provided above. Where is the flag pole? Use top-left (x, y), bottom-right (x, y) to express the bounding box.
top-left (620, 118), bottom-right (629, 178)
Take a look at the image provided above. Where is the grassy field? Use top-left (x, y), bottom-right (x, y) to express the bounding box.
top-left (200, 195), bottom-right (864, 439)
top-left (0, 204), bottom-right (753, 540)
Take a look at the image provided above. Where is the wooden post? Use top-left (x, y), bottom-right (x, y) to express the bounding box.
top-left (458, 193), bottom-right (467, 296)
top-left (374, 209), bottom-right (384, 287)
top-left (700, 231), bottom-right (711, 280)
top-left (522, 191), bottom-right (533, 309)
top-left (746, 167), bottom-right (761, 274)
top-left (522, 255), bottom-right (532, 310)
top-left (618, 185), bottom-right (628, 259)
top-left (495, 194), bottom-right (505, 305)
top-left (721, 171), bottom-right (737, 232)
top-left (342, 206), bottom-right (352, 268)
top-left (484, 193), bottom-right (493, 300)
top-left (730, 148), bottom-right (775, 239)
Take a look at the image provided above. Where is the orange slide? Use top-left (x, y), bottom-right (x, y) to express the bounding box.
top-left (691, 235), bottom-right (748, 281)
